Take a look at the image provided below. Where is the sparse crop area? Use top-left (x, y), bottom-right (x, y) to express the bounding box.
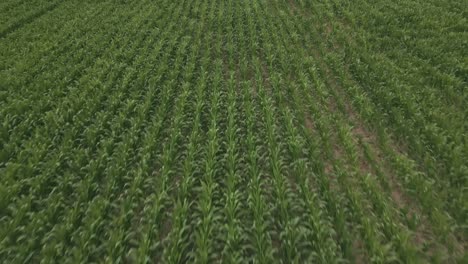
top-left (0, 0), bottom-right (466, 263)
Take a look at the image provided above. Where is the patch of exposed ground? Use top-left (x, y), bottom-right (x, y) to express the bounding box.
top-left (352, 238), bottom-right (368, 264)
top-left (304, 117), bottom-right (315, 134)
top-left (287, 0), bottom-right (298, 15)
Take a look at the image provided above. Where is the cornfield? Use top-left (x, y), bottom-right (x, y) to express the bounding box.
top-left (0, 0), bottom-right (466, 262)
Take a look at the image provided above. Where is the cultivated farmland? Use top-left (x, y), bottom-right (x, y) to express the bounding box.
top-left (0, 0), bottom-right (466, 263)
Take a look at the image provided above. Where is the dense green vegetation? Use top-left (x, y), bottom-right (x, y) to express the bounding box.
top-left (0, 0), bottom-right (466, 262)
